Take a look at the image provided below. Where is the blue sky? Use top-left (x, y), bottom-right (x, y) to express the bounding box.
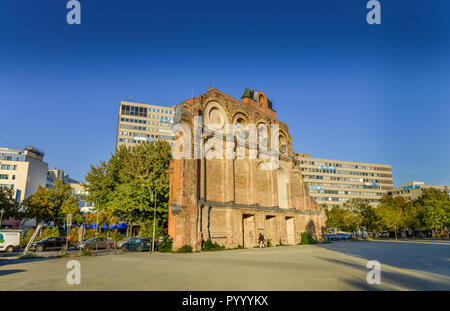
top-left (0, 0), bottom-right (449, 186)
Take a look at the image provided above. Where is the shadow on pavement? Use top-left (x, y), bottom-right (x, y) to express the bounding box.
top-left (0, 256), bottom-right (59, 267)
top-left (316, 256), bottom-right (450, 290)
top-left (315, 241), bottom-right (450, 276)
top-left (0, 269), bottom-right (26, 276)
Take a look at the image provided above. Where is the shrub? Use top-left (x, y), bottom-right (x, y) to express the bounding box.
top-left (202, 239), bottom-right (225, 251)
top-left (176, 245), bottom-right (193, 253)
top-left (300, 232), bottom-right (317, 245)
top-left (20, 228), bottom-right (35, 248)
top-left (266, 239), bottom-right (272, 247)
top-left (19, 253), bottom-right (41, 260)
top-left (40, 227), bottom-right (60, 239)
top-left (277, 239), bottom-right (286, 246)
top-left (158, 235), bottom-right (173, 253)
top-left (82, 248), bottom-right (92, 256)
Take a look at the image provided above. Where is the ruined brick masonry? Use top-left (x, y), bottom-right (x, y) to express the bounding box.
top-left (168, 88), bottom-right (327, 250)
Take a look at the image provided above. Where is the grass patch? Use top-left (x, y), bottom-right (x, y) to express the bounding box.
top-left (82, 248), bottom-right (92, 256)
top-left (201, 239), bottom-right (225, 252)
top-left (158, 236), bottom-right (174, 253)
top-left (299, 232), bottom-right (317, 245)
top-left (176, 245), bottom-right (193, 253)
top-left (19, 253), bottom-right (42, 260)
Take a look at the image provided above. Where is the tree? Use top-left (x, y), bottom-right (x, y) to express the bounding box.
top-left (415, 189), bottom-right (450, 234)
top-left (0, 187), bottom-right (23, 221)
top-left (351, 200), bottom-right (378, 232)
top-left (376, 195), bottom-right (410, 240)
top-left (22, 180), bottom-right (81, 229)
top-left (325, 205), bottom-right (352, 232)
top-left (84, 140), bottom-right (173, 237)
top-left (326, 200), bottom-right (378, 235)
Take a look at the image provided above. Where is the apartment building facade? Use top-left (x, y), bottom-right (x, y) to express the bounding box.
top-left (297, 153), bottom-right (394, 207)
top-left (388, 181), bottom-right (450, 201)
top-left (116, 101), bottom-right (175, 149)
top-left (0, 147), bottom-right (48, 203)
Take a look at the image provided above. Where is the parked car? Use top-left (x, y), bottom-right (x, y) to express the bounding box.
top-left (31, 236), bottom-right (67, 252)
top-left (75, 237), bottom-right (115, 250)
top-left (327, 233), bottom-right (352, 241)
top-left (336, 233), bottom-right (352, 240)
top-left (0, 230), bottom-right (22, 252)
top-left (116, 238), bottom-right (131, 249)
top-left (121, 237), bottom-right (158, 252)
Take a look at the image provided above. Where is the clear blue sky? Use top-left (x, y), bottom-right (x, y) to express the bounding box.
top-left (0, 0), bottom-right (449, 186)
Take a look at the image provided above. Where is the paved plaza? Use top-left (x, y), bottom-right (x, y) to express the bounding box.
top-left (0, 240), bottom-right (449, 291)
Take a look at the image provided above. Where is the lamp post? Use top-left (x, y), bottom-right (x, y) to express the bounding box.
top-left (151, 190), bottom-right (157, 253)
top-left (0, 209), bottom-right (4, 228)
top-left (95, 199), bottom-right (99, 237)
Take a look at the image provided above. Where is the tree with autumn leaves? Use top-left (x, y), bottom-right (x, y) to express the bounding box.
top-left (326, 189), bottom-right (450, 239)
top-left (21, 179), bottom-right (81, 230)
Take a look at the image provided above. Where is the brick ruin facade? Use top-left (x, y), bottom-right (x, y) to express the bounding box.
top-left (168, 88), bottom-right (327, 250)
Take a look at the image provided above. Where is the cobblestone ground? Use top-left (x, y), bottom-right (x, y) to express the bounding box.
top-left (1, 240), bottom-right (449, 290)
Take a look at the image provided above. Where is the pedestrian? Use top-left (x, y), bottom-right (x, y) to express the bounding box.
top-left (258, 232), bottom-right (265, 249)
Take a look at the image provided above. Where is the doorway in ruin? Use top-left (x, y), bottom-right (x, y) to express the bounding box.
top-left (286, 217), bottom-right (295, 245)
top-left (265, 215), bottom-right (277, 246)
top-left (242, 214), bottom-right (256, 248)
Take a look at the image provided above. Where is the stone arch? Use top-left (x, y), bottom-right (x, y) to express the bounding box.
top-left (256, 91), bottom-right (268, 108)
top-left (278, 133), bottom-right (288, 155)
top-left (277, 167), bottom-right (289, 209)
top-left (204, 100), bottom-right (228, 131)
top-left (256, 121), bottom-right (270, 149)
top-left (256, 162), bottom-right (270, 206)
top-left (232, 111), bottom-right (250, 141)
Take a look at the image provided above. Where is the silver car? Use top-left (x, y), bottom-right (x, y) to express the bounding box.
top-left (116, 238), bottom-right (131, 249)
top-left (75, 237), bottom-right (114, 250)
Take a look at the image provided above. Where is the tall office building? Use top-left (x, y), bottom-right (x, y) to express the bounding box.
top-left (297, 153), bottom-right (394, 207)
top-left (388, 181), bottom-right (450, 201)
top-left (116, 101), bottom-right (175, 149)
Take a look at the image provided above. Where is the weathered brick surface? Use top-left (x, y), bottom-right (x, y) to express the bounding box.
top-left (168, 88), bottom-right (327, 250)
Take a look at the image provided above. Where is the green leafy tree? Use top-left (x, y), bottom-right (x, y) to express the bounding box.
top-left (22, 180), bottom-right (81, 230)
top-left (415, 189), bottom-right (450, 234)
top-left (376, 195), bottom-right (410, 240)
top-left (84, 140), bottom-right (172, 238)
top-left (0, 187), bottom-right (23, 221)
top-left (325, 205), bottom-right (352, 232)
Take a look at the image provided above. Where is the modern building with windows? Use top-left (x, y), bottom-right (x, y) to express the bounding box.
top-left (0, 147), bottom-right (48, 203)
top-left (70, 182), bottom-right (95, 213)
top-left (116, 101), bottom-right (175, 149)
top-left (297, 153), bottom-right (394, 207)
top-left (388, 181), bottom-right (450, 201)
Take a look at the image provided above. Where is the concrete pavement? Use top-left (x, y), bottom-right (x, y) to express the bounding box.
top-left (0, 241), bottom-right (449, 290)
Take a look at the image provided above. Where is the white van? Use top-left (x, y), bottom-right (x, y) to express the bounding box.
top-left (0, 230), bottom-right (22, 252)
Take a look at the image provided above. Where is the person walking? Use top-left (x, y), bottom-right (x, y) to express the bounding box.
top-left (258, 232), bottom-right (265, 248)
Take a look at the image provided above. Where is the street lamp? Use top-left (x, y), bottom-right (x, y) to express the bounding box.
top-left (151, 190), bottom-right (157, 253)
top-left (0, 209), bottom-right (4, 228)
